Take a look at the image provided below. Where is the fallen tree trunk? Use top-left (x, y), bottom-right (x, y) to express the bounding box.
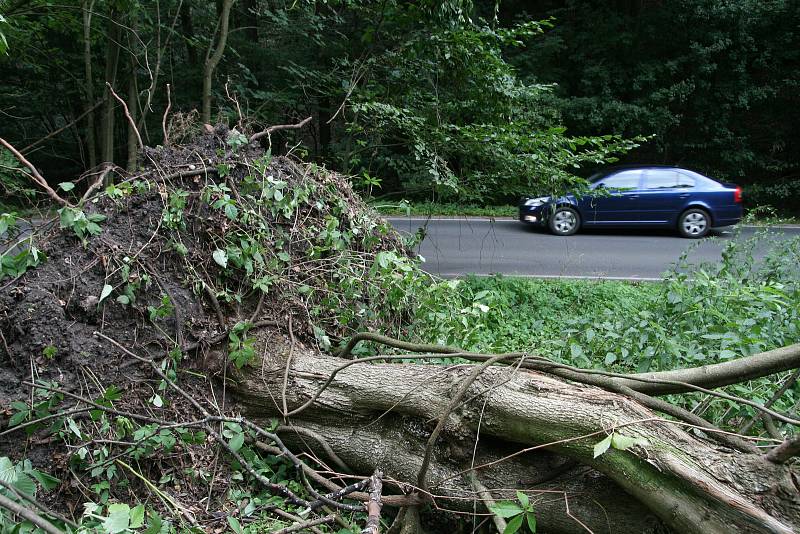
top-left (230, 333), bottom-right (800, 534)
top-left (2, 128), bottom-right (799, 533)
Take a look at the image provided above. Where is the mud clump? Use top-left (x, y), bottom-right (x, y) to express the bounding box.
top-left (0, 125), bottom-right (414, 521)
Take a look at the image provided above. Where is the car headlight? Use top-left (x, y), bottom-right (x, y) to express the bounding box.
top-left (524, 196), bottom-right (550, 207)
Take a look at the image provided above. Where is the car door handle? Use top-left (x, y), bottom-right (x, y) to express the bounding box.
top-left (679, 193), bottom-right (690, 198)
top-left (628, 195), bottom-right (639, 199)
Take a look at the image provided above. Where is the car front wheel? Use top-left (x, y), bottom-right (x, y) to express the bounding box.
top-left (549, 206), bottom-right (580, 236)
top-left (678, 208), bottom-right (711, 238)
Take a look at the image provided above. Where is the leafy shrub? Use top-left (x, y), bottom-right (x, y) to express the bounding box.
top-left (410, 231), bottom-right (800, 432)
top-left (743, 179), bottom-right (800, 217)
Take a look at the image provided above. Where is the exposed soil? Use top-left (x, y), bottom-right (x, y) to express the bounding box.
top-left (0, 124), bottom-right (407, 522)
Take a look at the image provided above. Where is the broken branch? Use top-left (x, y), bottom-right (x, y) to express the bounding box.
top-left (249, 116), bottom-right (312, 143)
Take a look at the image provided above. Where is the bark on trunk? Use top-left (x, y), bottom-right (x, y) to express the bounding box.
top-left (100, 9), bottom-right (121, 167)
top-left (181, 2), bottom-right (198, 67)
top-left (228, 334), bottom-right (800, 534)
top-left (126, 38), bottom-right (138, 171)
top-left (82, 0), bottom-right (97, 169)
top-left (201, 0), bottom-right (235, 124)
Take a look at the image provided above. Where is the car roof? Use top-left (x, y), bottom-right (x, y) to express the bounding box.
top-left (589, 165), bottom-right (713, 182)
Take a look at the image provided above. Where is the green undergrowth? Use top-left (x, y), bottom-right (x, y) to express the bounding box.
top-left (372, 200), bottom-right (516, 218)
top-left (407, 230), bottom-right (800, 434)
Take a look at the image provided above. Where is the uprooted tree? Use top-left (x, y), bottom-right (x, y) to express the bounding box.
top-left (1, 125), bottom-right (800, 533)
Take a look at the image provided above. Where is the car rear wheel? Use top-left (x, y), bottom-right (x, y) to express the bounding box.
top-left (678, 208), bottom-right (710, 238)
top-left (549, 207), bottom-right (580, 236)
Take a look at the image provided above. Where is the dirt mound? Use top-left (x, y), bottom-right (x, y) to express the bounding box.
top-left (0, 125), bottom-right (415, 522)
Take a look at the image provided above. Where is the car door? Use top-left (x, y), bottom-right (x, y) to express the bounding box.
top-left (637, 169), bottom-right (687, 224)
top-left (588, 170), bottom-right (644, 224)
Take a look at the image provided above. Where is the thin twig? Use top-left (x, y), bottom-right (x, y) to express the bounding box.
top-left (0, 137), bottom-right (71, 206)
top-left (417, 354), bottom-right (510, 490)
top-left (740, 368), bottom-right (800, 435)
top-left (0, 479), bottom-right (78, 529)
top-left (273, 514), bottom-right (336, 534)
top-left (21, 99), bottom-right (104, 153)
top-left (270, 508), bottom-right (327, 534)
top-left (467, 472), bottom-right (507, 533)
top-left (79, 164), bottom-right (117, 204)
top-left (105, 82), bottom-right (143, 150)
top-left (161, 83), bottom-right (172, 146)
top-left (0, 493), bottom-right (63, 534)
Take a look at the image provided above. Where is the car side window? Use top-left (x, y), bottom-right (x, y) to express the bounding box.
top-left (643, 170), bottom-right (679, 189)
top-left (676, 172), bottom-right (696, 188)
top-left (600, 170), bottom-right (641, 190)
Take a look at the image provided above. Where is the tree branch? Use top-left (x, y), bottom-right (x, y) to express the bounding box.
top-left (106, 82), bottom-right (143, 151)
top-left (623, 343), bottom-right (800, 395)
top-left (0, 137), bottom-right (71, 206)
top-left (362, 469), bottom-right (383, 534)
top-left (0, 494), bottom-right (64, 534)
top-left (766, 434), bottom-right (800, 463)
top-left (249, 116), bottom-right (312, 143)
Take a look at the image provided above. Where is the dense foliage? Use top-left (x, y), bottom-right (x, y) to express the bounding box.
top-left (409, 231), bottom-right (800, 433)
top-left (505, 0), bottom-right (800, 211)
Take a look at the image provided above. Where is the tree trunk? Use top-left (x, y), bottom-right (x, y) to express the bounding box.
top-left (228, 334), bottom-right (800, 534)
top-left (181, 1), bottom-right (198, 67)
top-left (318, 95), bottom-right (331, 159)
top-left (82, 0), bottom-right (97, 169)
top-left (201, 0), bottom-right (235, 124)
top-left (100, 9), bottom-right (121, 167)
top-left (126, 53), bottom-right (138, 172)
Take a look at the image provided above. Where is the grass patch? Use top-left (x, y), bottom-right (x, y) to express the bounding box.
top-left (371, 200), bottom-right (516, 218)
top-left (407, 231), bottom-right (800, 433)
top-left (740, 205), bottom-right (799, 226)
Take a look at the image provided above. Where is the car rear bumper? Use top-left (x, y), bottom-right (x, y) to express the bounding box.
top-left (711, 205), bottom-right (743, 227)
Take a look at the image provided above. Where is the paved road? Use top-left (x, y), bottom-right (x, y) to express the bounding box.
top-left (387, 217), bottom-right (800, 280)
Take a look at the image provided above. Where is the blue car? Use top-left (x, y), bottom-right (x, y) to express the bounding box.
top-left (519, 166), bottom-right (742, 238)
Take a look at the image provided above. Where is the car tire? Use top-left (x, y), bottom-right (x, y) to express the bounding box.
top-left (548, 206), bottom-right (580, 236)
top-left (678, 208), bottom-right (711, 238)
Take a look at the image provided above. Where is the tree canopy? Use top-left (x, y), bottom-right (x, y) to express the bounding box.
top-left (0, 0), bottom-right (797, 203)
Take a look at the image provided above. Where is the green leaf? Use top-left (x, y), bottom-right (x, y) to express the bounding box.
top-left (229, 432), bottom-right (245, 453)
top-left (116, 294), bottom-right (130, 305)
top-left (67, 418), bottom-right (82, 438)
top-left (526, 511), bottom-right (537, 533)
top-left (10, 401), bottom-right (28, 411)
top-left (212, 249), bottom-right (228, 268)
top-left (488, 500), bottom-right (524, 518)
top-left (516, 490), bottom-right (529, 509)
top-left (227, 516), bottom-right (243, 533)
top-left (593, 433), bottom-right (613, 458)
top-left (103, 503), bottom-right (131, 534)
top-left (8, 410), bottom-right (28, 427)
top-left (0, 457), bottom-right (14, 483)
top-left (611, 433), bottom-right (649, 451)
top-left (29, 470), bottom-right (59, 491)
top-left (224, 203), bottom-right (239, 220)
top-left (14, 472), bottom-right (36, 496)
top-left (58, 182), bottom-right (75, 192)
top-left (129, 504), bottom-right (145, 529)
top-left (142, 511), bottom-right (163, 534)
top-left (503, 513), bottom-right (524, 534)
top-left (99, 284), bottom-right (113, 303)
